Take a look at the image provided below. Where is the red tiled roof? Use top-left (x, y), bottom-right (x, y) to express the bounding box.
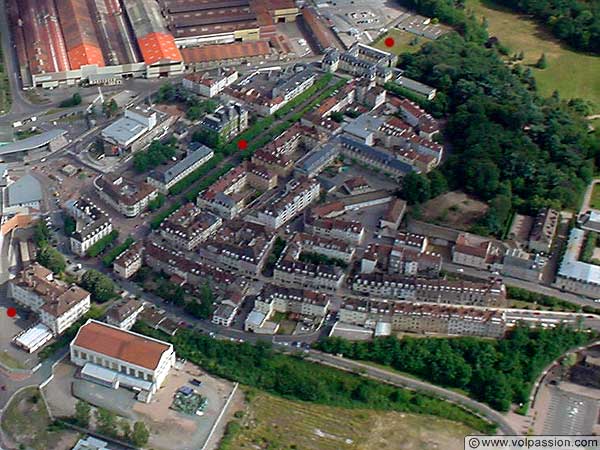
top-left (73, 320), bottom-right (171, 370)
top-left (138, 32), bottom-right (182, 65)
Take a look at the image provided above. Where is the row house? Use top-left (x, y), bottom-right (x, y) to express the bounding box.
top-left (293, 232), bottom-right (356, 264)
top-left (252, 283), bottom-right (330, 318)
top-left (199, 221), bottom-right (276, 278)
top-left (350, 273), bottom-right (507, 307)
top-left (144, 241), bottom-right (240, 289)
top-left (339, 299), bottom-right (506, 338)
top-left (305, 215), bottom-right (366, 245)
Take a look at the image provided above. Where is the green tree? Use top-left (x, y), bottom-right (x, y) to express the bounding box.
top-left (64, 216), bottom-right (76, 237)
top-left (74, 400), bottom-right (91, 428)
top-left (119, 419), bottom-right (132, 441)
top-left (34, 221), bottom-right (51, 246)
top-left (402, 172), bottom-right (431, 204)
top-left (536, 53), bottom-right (548, 69)
top-left (37, 246), bottom-right (66, 274)
top-left (102, 99), bottom-right (118, 117)
top-left (131, 421), bottom-right (150, 446)
top-left (464, 159), bottom-right (500, 200)
top-left (95, 408), bottom-right (118, 437)
top-left (80, 269), bottom-right (117, 303)
top-left (427, 169), bottom-right (448, 198)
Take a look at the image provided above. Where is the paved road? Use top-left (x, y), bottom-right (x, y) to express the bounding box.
top-left (306, 351), bottom-right (517, 435)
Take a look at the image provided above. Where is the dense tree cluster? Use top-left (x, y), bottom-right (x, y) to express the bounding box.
top-left (133, 139), bottom-right (177, 173)
top-left (316, 326), bottom-right (591, 411)
top-left (133, 322), bottom-right (496, 433)
top-left (80, 269), bottom-right (117, 303)
top-left (493, 0), bottom-right (600, 54)
top-left (399, 33), bottom-right (598, 234)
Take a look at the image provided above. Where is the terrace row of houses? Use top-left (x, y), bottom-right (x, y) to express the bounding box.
top-left (337, 299), bottom-right (506, 338)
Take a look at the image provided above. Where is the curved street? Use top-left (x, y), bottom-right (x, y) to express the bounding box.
top-left (306, 350), bottom-right (517, 436)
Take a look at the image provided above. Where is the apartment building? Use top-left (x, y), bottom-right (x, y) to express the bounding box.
top-left (147, 143), bottom-right (214, 194)
top-left (106, 298), bottom-right (145, 331)
top-left (96, 174), bottom-right (158, 218)
top-left (113, 242), bottom-right (144, 280)
top-left (293, 232), bottom-right (356, 264)
top-left (197, 163), bottom-right (277, 219)
top-left (145, 241), bottom-right (239, 289)
top-left (199, 221), bottom-right (276, 277)
top-left (554, 228), bottom-right (600, 297)
top-left (339, 299), bottom-right (506, 338)
top-left (253, 284), bottom-right (330, 318)
top-left (274, 242), bottom-right (345, 292)
top-left (351, 273), bottom-right (507, 307)
top-left (70, 320), bottom-right (176, 402)
top-left (199, 102), bottom-right (248, 142)
top-left (9, 263), bottom-right (91, 335)
top-left (257, 178), bottom-right (320, 229)
top-left (182, 69), bottom-right (238, 98)
top-left (528, 208), bottom-right (559, 254)
top-left (305, 216), bottom-right (366, 245)
top-left (66, 197), bottom-right (113, 256)
top-left (159, 203), bottom-right (222, 251)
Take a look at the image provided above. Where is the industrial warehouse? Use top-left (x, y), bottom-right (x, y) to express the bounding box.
top-left (8, 0), bottom-right (301, 88)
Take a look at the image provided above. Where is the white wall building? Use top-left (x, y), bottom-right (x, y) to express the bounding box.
top-left (70, 320), bottom-right (176, 402)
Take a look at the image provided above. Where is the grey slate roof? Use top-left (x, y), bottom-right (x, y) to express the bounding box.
top-left (7, 174), bottom-right (43, 206)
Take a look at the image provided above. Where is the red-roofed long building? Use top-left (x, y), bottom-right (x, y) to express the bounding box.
top-left (70, 319), bottom-right (176, 402)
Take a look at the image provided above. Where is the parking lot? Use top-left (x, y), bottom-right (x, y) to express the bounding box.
top-left (47, 360), bottom-right (234, 450)
top-left (0, 284), bottom-right (40, 371)
top-left (543, 386), bottom-right (598, 435)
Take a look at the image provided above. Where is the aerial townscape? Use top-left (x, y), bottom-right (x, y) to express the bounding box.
top-left (0, 0), bottom-right (598, 449)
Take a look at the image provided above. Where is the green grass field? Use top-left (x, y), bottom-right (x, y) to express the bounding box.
top-left (226, 391), bottom-right (474, 450)
top-left (372, 28), bottom-right (432, 55)
top-left (1, 387), bottom-right (76, 450)
top-left (465, 0), bottom-right (600, 112)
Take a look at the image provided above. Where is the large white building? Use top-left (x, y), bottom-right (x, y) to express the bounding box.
top-left (9, 263), bottom-right (91, 335)
top-left (257, 178), bottom-right (320, 229)
top-left (554, 228), bottom-right (600, 297)
top-left (70, 320), bottom-right (176, 402)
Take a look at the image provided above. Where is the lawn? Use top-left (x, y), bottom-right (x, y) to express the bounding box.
top-left (225, 390), bottom-right (474, 450)
top-left (0, 351), bottom-right (25, 369)
top-left (591, 184), bottom-right (600, 210)
top-left (372, 28), bottom-right (432, 55)
top-left (465, 0), bottom-right (600, 112)
top-left (1, 387), bottom-right (77, 450)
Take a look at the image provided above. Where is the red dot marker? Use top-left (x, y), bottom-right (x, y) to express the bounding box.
top-left (237, 140), bottom-right (248, 151)
top-left (384, 37), bottom-right (395, 48)
top-left (7, 307), bottom-right (16, 318)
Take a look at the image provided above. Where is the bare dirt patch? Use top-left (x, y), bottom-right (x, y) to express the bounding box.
top-left (421, 191), bottom-right (488, 230)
